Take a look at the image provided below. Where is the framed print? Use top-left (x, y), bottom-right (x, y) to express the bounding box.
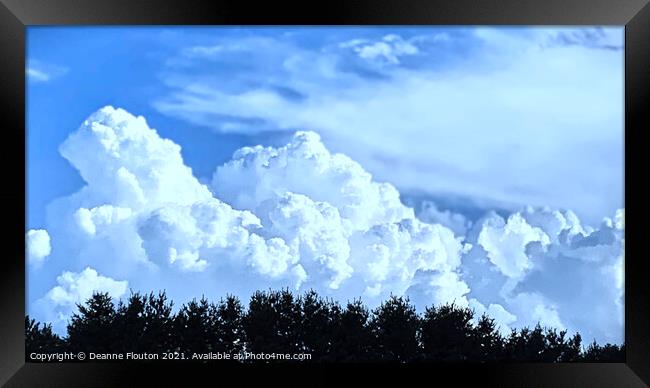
top-left (1, 0), bottom-right (647, 386)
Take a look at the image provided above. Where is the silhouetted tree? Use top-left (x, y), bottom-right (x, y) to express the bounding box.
top-left (421, 303), bottom-right (475, 361)
top-left (370, 295), bottom-right (420, 362)
top-left (542, 328), bottom-right (582, 362)
top-left (505, 327), bottom-right (529, 361)
top-left (113, 291), bottom-right (175, 354)
top-left (244, 289), bottom-right (301, 357)
top-left (525, 324), bottom-right (547, 362)
top-left (330, 299), bottom-right (374, 361)
top-left (140, 291), bottom-right (175, 353)
top-left (26, 289), bottom-right (624, 363)
top-left (114, 292), bottom-right (147, 353)
top-left (561, 332), bottom-right (583, 362)
top-left (298, 290), bottom-right (339, 360)
top-left (67, 292), bottom-right (117, 353)
top-left (173, 297), bottom-right (216, 354)
top-left (25, 316), bottom-right (65, 357)
top-left (582, 340), bottom-right (625, 362)
top-left (213, 295), bottom-right (245, 356)
top-left (471, 314), bottom-right (504, 361)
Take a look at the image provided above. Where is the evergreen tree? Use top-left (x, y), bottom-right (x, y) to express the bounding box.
top-left (244, 289), bottom-right (301, 357)
top-left (113, 291), bottom-right (174, 354)
top-left (213, 295), bottom-right (245, 356)
top-left (420, 303), bottom-right (475, 361)
top-left (370, 295), bottom-right (420, 362)
top-left (560, 332), bottom-right (583, 362)
top-left (471, 314), bottom-right (504, 361)
top-left (330, 299), bottom-right (373, 361)
top-left (66, 292), bottom-right (117, 353)
top-left (173, 297), bottom-right (216, 354)
top-left (25, 288), bottom-right (624, 363)
top-left (582, 340), bottom-right (625, 362)
top-left (542, 328), bottom-right (582, 362)
top-left (114, 292), bottom-right (147, 353)
top-left (298, 290), bottom-right (339, 360)
top-left (25, 316), bottom-right (65, 357)
top-left (141, 291), bottom-right (175, 353)
top-left (505, 327), bottom-right (529, 361)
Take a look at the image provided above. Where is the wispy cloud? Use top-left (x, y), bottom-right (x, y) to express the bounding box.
top-left (339, 34), bottom-right (419, 65)
top-left (26, 68), bottom-right (52, 82)
top-left (152, 27), bottom-right (624, 224)
top-left (541, 27), bottom-right (623, 51)
top-left (26, 60), bottom-right (68, 83)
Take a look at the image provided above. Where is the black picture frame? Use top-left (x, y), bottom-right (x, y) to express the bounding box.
top-left (1, 0), bottom-right (647, 386)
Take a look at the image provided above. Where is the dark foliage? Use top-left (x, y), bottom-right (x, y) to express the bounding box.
top-left (420, 303), bottom-right (475, 361)
top-left (25, 289), bottom-right (624, 363)
top-left (582, 341), bottom-right (626, 362)
top-left (244, 289), bottom-right (302, 357)
top-left (330, 299), bottom-right (374, 361)
top-left (25, 316), bottom-right (65, 354)
top-left (298, 290), bottom-right (340, 359)
top-left (369, 295), bottom-right (420, 362)
top-left (66, 292), bottom-right (117, 353)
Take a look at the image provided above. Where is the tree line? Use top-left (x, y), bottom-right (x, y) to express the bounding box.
top-left (26, 289), bottom-right (624, 362)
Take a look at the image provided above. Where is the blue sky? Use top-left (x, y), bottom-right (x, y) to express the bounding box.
top-left (27, 26), bottom-right (624, 230)
top-left (26, 27), bottom-right (624, 343)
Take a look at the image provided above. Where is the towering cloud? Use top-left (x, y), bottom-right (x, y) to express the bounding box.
top-left (29, 107), bottom-right (624, 343)
top-left (33, 107), bottom-right (468, 333)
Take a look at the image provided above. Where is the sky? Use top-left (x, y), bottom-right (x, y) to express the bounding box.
top-left (26, 26), bottom-right (624, 344)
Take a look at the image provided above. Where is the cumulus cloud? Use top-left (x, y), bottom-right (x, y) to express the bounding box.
top-left (462, 206), bottom-right (624, 343)
top-left (477, 212), bottom-right (550, 279)
top-left (415, 200), bottom-right (471, 237)
top-left (26, 229), bottom-right (51, 266)
top-left (35, 267), bottom-right (128, 333)
top-left (46, 107), bottom-right (301, 283)
top-left (211, 130), bottom-right (469, 296)
top-left (212, 131), bottom-right (414, 232)
top-left (469, 298), bottom-right (517, 335)
top-left (29, 107), bottom-right (623, 343)
top-left (33, 107), bottom-right (469, 331)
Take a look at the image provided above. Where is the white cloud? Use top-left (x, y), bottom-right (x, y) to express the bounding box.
top-left (520, 206), bottom-right (585, 243)
top-left (26, 68), bottom-right (51, 82)
top-left (26, 229), bottom-right (51, 266)
top-left (542, 27), bottom-right (623, 51)
top-left (33, 107), bottom-right (468, 331)
top-left (340, 34), bottom-right (419, 64)
top-left (469, 298), bottom-right (517, 335)
top-left (211, 130), bottom-right (467, 297)
top-left (47, 106), bottom-right (301, 281)
top-left (416, 200), bottom-right (471, 236)
top-left (212, 131), bottom-right (414, 232)
top-left (44, 267), bottom-right (128, 307)
top-left (154, 27), bottom-right (623, 225)
top-left (26, 61), bottom-right (68, 83)
top-left (477, 213), bottom-right (550, 279)
top-left (34, 267), bottom-right (128, 333)
top-left (506, 292), bottom-right (565, 331)
top-left (463, 206), bottom-right (624, 343)
top-left (30, 106), bottom-right (624, 343)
